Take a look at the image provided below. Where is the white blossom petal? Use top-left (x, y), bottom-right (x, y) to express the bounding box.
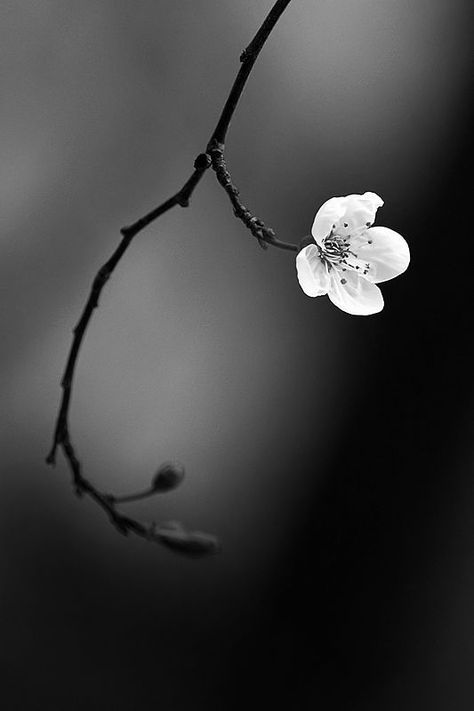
top-left (342, 192), bottom-right (384, 232)
top-left (328, 269), bottom-right (384, 315)
top-left (296, 244), bottom-right (330, 297)
top-left (337, 255), bottom-right (372, 277)
top-left (311, 197), bottom-right (346, 246)
top-left (311, 192), bottom-right (383, 245)
top-left (353, 226), bottom-right (410, 283)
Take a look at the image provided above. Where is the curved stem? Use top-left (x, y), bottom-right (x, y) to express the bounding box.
top-left (47, 0), bottom-right (296, 552)
top-left (109, 489), bottom-right (155, 505)
top-left (45, 173), bottom-right (206, 466)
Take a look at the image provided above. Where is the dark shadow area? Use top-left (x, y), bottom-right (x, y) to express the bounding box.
top-left (229, 118), bottom-right (474, 710)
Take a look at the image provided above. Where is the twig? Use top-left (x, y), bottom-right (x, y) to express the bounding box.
top-left (209, 142), bottom-right (297, 252)
top-left (47, 0), bottom-right (295, 554)
top-left (45, 163), bottom-right (209, 467)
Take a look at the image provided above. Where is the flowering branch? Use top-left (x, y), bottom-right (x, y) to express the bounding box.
top-left (46, 0), bottom-right (295, 555)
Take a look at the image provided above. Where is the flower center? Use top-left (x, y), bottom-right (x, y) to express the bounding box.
top-left (320, 234), bottom-right (350, 262)
top-left (319, 229), bottom-right (372, 277)
top-left (318, 233), bottom-right (357, 271)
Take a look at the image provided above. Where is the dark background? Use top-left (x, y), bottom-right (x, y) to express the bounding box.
top-left (1, 1), bottom-right (473, 709)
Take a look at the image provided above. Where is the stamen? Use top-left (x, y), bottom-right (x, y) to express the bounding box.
top-left (319, 230), bottom-right (373, 280)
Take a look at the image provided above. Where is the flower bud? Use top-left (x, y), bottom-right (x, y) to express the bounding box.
top-left (151, 461), bottom-right (185, 493)
top-left (157, 523), bottom-right (220, 557)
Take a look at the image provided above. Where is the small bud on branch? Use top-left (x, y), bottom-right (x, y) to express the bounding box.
top-left (152, 461), bottom-right (185, 493)
top-left (157, 523), bottom-right (221, 557)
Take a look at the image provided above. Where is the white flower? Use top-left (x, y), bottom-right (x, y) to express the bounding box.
top-left (296, 192), bottom-right (410, 315)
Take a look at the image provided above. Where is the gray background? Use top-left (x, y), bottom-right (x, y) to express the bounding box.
top-left (1, 1), bottom-right (472, 709)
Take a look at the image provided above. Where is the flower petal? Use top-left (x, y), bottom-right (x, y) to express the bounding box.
top-left (353, 226), bottom-right (410, 283)
top-left (342, 192), bottom-right (384, 232)
top-left (296, 244), bottom-right (330, 297)
top-left (311, 197), bottom-right (346, 246)
top-left (311, 192), bottom-right (383, 244)
top-left (328, 269), bottom-right (384, 315)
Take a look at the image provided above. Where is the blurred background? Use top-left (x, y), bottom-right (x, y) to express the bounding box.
top-left (1, 1), bottom-right (473, 708)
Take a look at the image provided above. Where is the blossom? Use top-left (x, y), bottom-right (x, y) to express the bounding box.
top-left (296, 192), bottom-right (409, 315)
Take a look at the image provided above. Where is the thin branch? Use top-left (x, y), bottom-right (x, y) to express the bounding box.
top-left (46, 164), bottom-right (208, 466)
top-left (209, 0), bottom-right (293, 147)
top-left (209, 142), bottom-right (297, 252)
top-left (47, 0), bottom-right (296, 554)
top-left (207, 0), bottom-right (295, 251)
top-left (109, 489), bottom-right (156, 505)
